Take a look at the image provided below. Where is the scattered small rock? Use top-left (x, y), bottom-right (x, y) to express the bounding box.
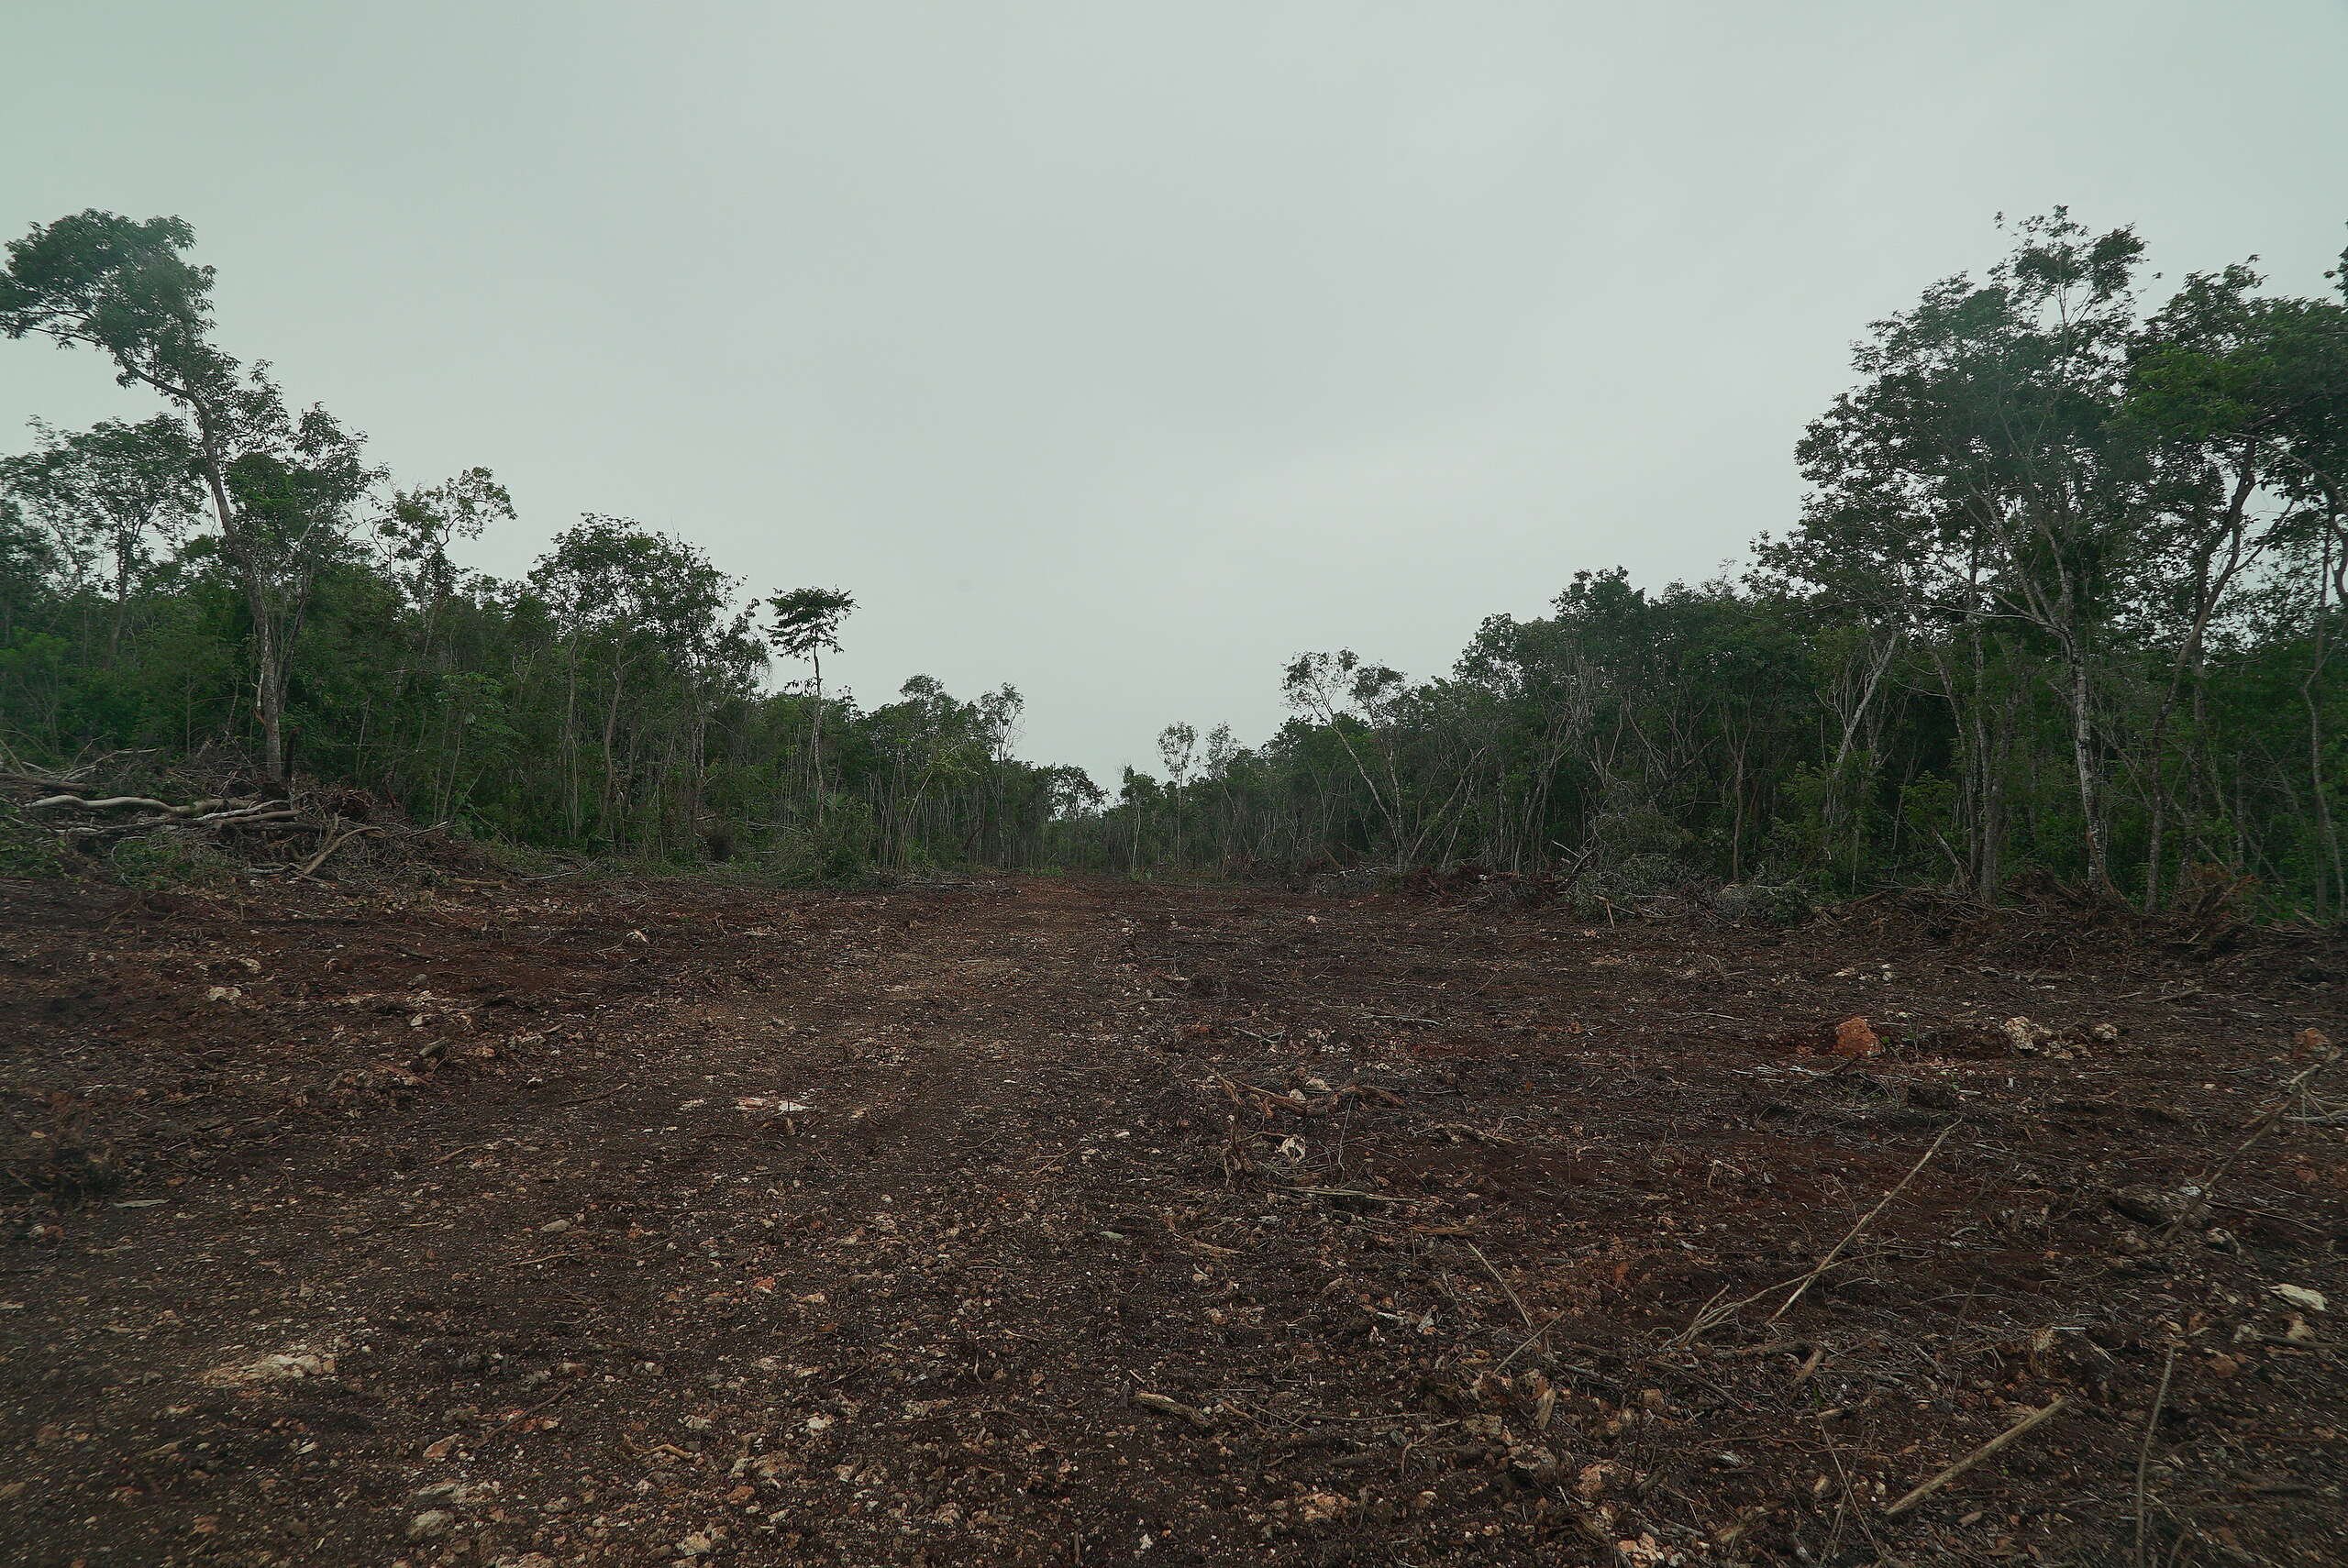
top-left (1508, 1443), bottom-right (1561, 1480)
top-left (406, 1509), bottom-right (456, 1540)
top-left (2272, 1284), bottom-right (2329, 1314)
top-left (201, 1348), bottom-right (335, 1387)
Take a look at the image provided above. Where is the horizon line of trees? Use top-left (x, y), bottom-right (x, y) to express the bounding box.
top-left (1091, 214), bottom-right (2348, 916)
top-left (0, 210), bottom-right (1094, 875)
top-left (4, 208), bottom-right (2344, 911)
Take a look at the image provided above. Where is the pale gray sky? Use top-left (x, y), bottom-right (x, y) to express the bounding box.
top-left (6, 2), bottom-right (2344, 784)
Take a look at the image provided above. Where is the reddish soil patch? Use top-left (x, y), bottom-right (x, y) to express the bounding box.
top-left (2, 874), bottom-right (2342, 1566)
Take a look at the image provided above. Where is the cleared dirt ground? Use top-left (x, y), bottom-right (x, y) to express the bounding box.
top-left (3, 872), bottom-right (2343, 1566)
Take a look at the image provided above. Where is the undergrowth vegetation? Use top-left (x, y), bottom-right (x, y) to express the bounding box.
top-left (4, 209), bottom-right (2344, 911)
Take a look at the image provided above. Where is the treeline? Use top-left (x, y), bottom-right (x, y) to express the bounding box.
top-left (5, 210), bottom-right (2345, 910)
top-left (0, 212), bottom-right (1094, 876)
top-left (1084, 215), bottom-right (2348, 915)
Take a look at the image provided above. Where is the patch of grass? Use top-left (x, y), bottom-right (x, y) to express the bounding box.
top-left (101, 830), bottom-right (236, 889)
top-left (0, 812), bottom-right (70, 878)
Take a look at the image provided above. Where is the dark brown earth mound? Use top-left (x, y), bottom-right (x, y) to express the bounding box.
top-left (3, 874), bottom-right (2342, 1566)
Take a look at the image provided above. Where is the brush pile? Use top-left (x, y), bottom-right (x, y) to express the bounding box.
top-left (2, 749), bottom-right (401, 878)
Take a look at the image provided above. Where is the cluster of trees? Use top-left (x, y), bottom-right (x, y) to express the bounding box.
top-left (5, 209), bottom-right (2343, 910)
top-left (0, 212), bottom-right (1092, 875)
top-left (1089, 215), bottom-right (2348, 915)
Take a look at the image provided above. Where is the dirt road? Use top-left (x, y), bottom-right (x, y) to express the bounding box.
top-left (4, 874), bottom-right (2343, 1565)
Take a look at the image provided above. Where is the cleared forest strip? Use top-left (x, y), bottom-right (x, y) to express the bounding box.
top-left (2, 874), bottom-right (2342, 1566)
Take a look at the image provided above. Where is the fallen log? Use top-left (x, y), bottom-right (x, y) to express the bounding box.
top-left (25, 793), bottom-right (237, 818)
top-left (25, 793), bottom-right (177, 814)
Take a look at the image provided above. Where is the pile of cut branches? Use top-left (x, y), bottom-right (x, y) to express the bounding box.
top-left (9, 776), bottom-right (305, 840)
top-left (2, 750), bottom-right (395, 878)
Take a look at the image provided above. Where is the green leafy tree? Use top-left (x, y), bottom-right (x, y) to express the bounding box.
top-left (763, 586), bottom-right (856, 819)
top-left (1, 211), bottom-right (380, 778)
top-left (0, 415), bottom-right (202, 658)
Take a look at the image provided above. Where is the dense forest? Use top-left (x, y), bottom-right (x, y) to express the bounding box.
top-left (3, 210), bottom-right (2344, 912)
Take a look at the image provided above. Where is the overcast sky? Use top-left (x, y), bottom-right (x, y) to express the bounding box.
top-left (5, 2), bottom-right (2344, 784)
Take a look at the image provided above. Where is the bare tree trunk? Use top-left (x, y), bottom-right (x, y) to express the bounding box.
top-left (809, 652), bottom-right (826, 830)
top-left (194, 446), bottom-right (290, 782)
top-left (561, 648), bottom-right (583, 840)
top-left (2143, 455), bottom-right (2261, 910)
top-left (2306, 514), bottom-right (2347, 914)
top-left (2065, 646), bottom-right (2109, 888)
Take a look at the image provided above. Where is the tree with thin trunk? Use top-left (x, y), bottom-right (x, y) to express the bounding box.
top-left (1, 211), bottom-right (378, 780)
top-left (765, 586), bottom-right (856, 823)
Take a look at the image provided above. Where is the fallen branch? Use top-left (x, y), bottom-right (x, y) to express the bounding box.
top-left (2, 771), bottom-right (102, 794)
top-left (193, 804), bottom-right (295, 826)
top-left (2135, 1346), bottom-right (2178, 1567)
top-left (204, 812), bottom-right (306, 834)
top-left (1283, 1186), bottom-right (1425, 1205)
top-left (1132, 1390), bottom-right (1216, 1429)
top-left (1213, 1073), bottom-right (1310, 1117)
top-left (2166, 1045), bottom-right (2342, 1239)
top-left (1883, 1397), bottom-right (2066, 1517)
top-left (58, 820), bottom-right (188, 840)
top-left (23, 791), bottom-right (238, 819)
top-left (294, 819), bottom-right (382, 878)
top-left (1769, 1122), bottom-right (1956, 1324)
top-left (24, 793), bottom-right (175, 814)
top-left (557, 1080), bottom-right (631, 1110)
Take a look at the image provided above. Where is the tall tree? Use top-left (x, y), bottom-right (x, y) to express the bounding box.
top-left (764, 586), bottom-right (856, 821)
top-left (1780, 211), bottom-right (2150, 887)
top-left (0, 211), bottom-right (378, 778)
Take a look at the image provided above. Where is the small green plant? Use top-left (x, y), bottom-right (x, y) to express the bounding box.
top-left (474, 835), bottom-right (572, 878)
top-left (0, 812), bottom-right (69, 878)
top-left (102, 830), bottom-right (233, 889)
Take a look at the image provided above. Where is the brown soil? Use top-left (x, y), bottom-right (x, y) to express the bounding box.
top-left (2, 873), bottom-right (2343, 1567)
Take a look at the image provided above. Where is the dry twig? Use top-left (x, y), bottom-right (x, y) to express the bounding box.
top-left (1132, 1391), bottom-right (1216, 1429)
top-left (2166, 1046), bottom-right (2342, 1239)
top-left (1883, 1397), bottom-right (2066, 1517)
top-left (2136, 1345), bottom-right (2178, 1568)
top-left (1466, 1242), bottom-right (1538, 1333)
top-left (1770, 1122), bottom-right (1956, 1324)
top-left (294, 817), bottom-right (382, 878)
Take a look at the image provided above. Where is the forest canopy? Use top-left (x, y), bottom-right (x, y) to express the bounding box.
top-left (4, 208), bottom-right (2344, 911)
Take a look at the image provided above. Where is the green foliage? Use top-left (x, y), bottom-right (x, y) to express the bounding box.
top-left (1711, 883), bottom-right (1813, 926)
top-left (2, 206), bottom-right (2342, 911)
top-left (0, 810), bottom-right (69, 878)
top-left (763, 586), bottom-right (855, 670)
top-left (99, 830), bottom-right (233, 889)
top-left (1060, 219), bottom-right (2348, 913)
